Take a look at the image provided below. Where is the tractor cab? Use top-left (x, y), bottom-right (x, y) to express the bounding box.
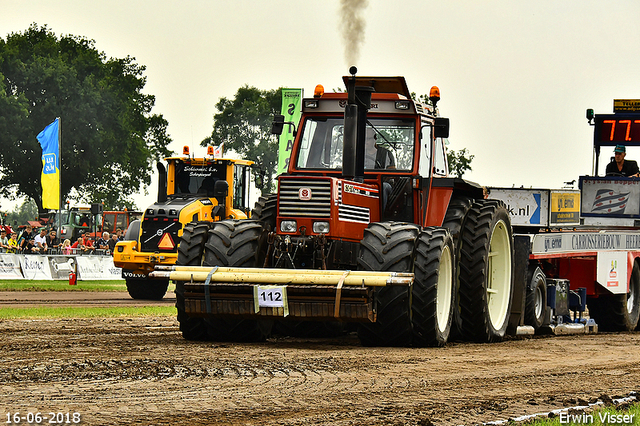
top-left (268, 69), bottom-right (479, 256)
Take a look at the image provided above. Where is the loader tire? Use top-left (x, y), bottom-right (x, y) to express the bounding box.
top-left (590, 258), bottom-right (640, 331)
top-left (524, 266), bottom-right (547, 331)
top-left (458, 200), bottom-right (514, 342)
top-left (203, 219), bottom-right (272, 342)
top-left (412, 227), bottom-right (455, 347)
top-left (126, 278), bottom-right (168, 300)
top-left (252, 193), bottom-right (277, 232)
top-left (357, 222), bottom-right (420, 347)
top-left (442, 196), bottom-right (473, 340)
top-left (175, 222), bottom-right (213, 341)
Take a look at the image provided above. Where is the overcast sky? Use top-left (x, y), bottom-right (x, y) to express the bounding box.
top-left (2, 0), bottom-right (640, 211)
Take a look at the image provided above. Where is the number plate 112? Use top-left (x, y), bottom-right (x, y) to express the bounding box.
top-left (253, 285), bottom-right (289, 316)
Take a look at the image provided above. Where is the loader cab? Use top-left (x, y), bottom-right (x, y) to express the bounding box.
top-left (162, 156), bottom-right (253, 213)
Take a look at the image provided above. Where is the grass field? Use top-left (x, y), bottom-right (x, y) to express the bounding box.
top-left (0, 279), bottom-right (176, 318)
top-left (0, 305), bottom-right (176, 319)
top-left (0, 279), bottom-right (176, 292)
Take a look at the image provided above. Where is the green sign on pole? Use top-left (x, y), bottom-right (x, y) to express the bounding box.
top-left (277, 89), bottom-right (303, 175)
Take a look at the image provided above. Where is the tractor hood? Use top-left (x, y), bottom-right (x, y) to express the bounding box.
top-left (139, 196), bottom-right (216, 253)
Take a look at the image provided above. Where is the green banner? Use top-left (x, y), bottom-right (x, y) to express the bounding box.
top-left (277, 89), bottom-right (303, 175)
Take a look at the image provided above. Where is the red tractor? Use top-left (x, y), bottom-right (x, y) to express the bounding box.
top-left (166, 68), bottom-right (515, 346)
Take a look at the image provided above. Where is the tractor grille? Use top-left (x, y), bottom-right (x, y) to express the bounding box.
top-left (278, 179), bottom-right (331, 218)
top-left (140, 216), bottom-right (182, 252)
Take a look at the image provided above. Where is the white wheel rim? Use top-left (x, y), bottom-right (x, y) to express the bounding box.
top-left (487, 219), bottom-right (512, 329)
top-left (436, 244), bottom-right (453, 333)
top-left (534, 281), bottom-right (544, 319)
top-left (628, 276), bottom-right (637, 315)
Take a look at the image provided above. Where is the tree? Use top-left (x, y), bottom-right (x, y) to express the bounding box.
top-left (203, 86), bottom-right (281, 194)
top-left (447, 147), bottom-right (474, 178)
top-left (4, 199), bottom-right (38, 227)
top-left (0, 24), bottom-right (172, 213)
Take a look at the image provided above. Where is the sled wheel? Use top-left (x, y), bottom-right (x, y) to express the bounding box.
top-left (591, 258), bottom-right (640, 331)
top-left (524, 266), bottom-right (547, 330)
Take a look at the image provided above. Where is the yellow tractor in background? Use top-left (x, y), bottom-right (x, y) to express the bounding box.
top-left (113, 146), bottom-right (254, 299)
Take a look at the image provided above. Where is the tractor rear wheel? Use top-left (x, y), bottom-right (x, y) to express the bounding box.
top-left (357, 222), bottom-right (420, 347)
top-left (412, 227), bottom-right (455, 347)
top-left (203, 219), bottom-right (272, 342)
top-left (458, 200), bottom-right (514, 342)
top-left (590, 258), bottom-right (640, 331)
top-left (252, 193), bottom-right (277, 232)
top-left (126, 278), bottom-right (168, 300)
top-left (524, 266), bottom-right (547, 330)
top-left (175, 222), bottom-right (212, 341)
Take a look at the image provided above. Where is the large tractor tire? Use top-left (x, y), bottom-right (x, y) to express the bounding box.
top-left (412, 227), bottom-right (455, 347)
top-left (357, 222), bottom-right (420, 347)
top-left (458, 200), bottom-right (514, 342)
top-left (589, 258), bottom-right (640, 331)
top-left (252, 193), bottom-right (277, 232)
top-left (203, 219), bottom-right (273, 342)
top-left (175, 222), bottom-right (212, 341)
top-left (126, 278), bottom-right (169, 300)
top-left (441, 196), bottom-right (473, 340)
top-left (524, 266), bottom-right (547, 331)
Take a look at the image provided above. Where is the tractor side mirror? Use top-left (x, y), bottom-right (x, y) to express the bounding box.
top-left (212, 180), bottom-right (229, 218)
top-left (271, 114), bottom-right (285, 135)
top-left (434, 117), bottom-right (450, 139)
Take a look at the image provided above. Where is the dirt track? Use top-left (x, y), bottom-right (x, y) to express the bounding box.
top-left (1, 291), bottom-right (639, 425)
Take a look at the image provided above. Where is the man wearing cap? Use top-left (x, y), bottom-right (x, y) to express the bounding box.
top-left (606, 145), bottom-right (640, 177)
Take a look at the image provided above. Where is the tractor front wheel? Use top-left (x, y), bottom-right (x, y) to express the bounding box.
top-left (203, 220), bottom-right (273, 342)
top-left (357, 222), bottom-right (419, 347)
top-left (412, 227), bottom-right (455, 347)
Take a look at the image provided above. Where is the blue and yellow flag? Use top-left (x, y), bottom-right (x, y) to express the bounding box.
top-left (36, 118), bottom-right (60, 209)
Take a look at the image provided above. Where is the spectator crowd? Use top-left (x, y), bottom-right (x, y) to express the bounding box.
top-left (0, 224), bottom-right (125, 255)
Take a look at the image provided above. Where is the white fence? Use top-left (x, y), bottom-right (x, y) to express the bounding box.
top-left (0, 254), bottom-right (122, 281)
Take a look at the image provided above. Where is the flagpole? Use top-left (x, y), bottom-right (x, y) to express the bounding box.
top-left (57, 117), bottom-right (62, 243)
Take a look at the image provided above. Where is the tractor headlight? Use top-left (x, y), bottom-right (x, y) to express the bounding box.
top-left (280, 220), bottom-right (297, 233)
top-left (312, 221), bottom-right (330, 234)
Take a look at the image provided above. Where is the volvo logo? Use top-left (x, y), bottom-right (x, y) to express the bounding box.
top-left (299, 187), bottom-right (312, 200)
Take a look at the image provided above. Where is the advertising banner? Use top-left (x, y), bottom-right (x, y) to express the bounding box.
top-left (48, 256), bottom-right (77, 280)
top-left (76, 256), bottom-right (122, 280)
top-left (20, 255), bottom-right (53, 280)
top-left (581, 177), bottom-right (640, 218)
top-left (277, 89), bottom-right (303, 175)
top-left (0, 254), bottom-right (25, 279)
top-left (550, 191), bottom-right (580, 225)
top-left (488, 188), bottom-right (549, 227)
